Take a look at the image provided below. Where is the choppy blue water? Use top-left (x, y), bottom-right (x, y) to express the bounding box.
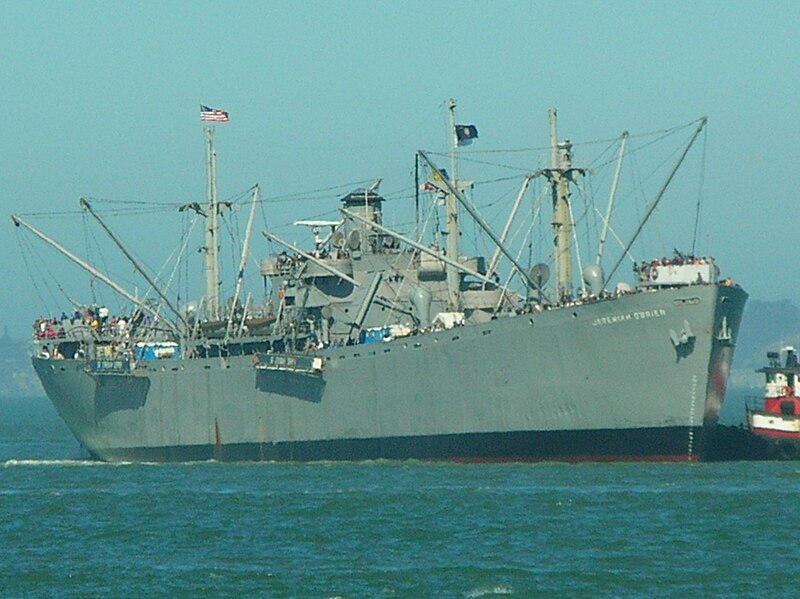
top-left (1, 396), bottom-right (798, 598)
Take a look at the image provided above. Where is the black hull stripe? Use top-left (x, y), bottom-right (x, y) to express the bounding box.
top-left (90, 426), bottom-right (754, 463)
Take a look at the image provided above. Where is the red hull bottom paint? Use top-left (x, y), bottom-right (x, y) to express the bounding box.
top-left (750, 428), bottom-right (800, 440)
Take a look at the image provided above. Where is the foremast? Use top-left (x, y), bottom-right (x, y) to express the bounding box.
top-left (543, 109), bottom-right (584, 302)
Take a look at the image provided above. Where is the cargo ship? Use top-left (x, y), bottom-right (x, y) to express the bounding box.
top-left (14, 102), bottom-right (747, 462)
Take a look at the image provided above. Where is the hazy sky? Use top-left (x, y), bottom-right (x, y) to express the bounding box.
top-left (3, 1), bottom-right (798, 338)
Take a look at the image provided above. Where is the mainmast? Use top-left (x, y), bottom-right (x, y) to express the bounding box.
top-left (204, 126), bottom-right (222, 321)
top-left (445, 99), bottom-right (461, 311)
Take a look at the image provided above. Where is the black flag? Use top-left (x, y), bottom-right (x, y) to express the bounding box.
top-left (455, 124), bottom-right (479, 145)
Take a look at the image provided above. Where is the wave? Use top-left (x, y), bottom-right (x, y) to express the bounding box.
top-left (1, 458), bottom-right (128, 467)
top-left (466, 586), bottom-right (514, 598)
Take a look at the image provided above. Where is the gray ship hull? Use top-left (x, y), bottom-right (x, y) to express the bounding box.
top-left (34, 283), bottom-right (747, 462)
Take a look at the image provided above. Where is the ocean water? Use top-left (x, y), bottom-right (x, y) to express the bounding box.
top-left (1, 397), bottom-right (798, 598)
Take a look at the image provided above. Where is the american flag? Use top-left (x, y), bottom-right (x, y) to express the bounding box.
top-left (200, 105), bottom-right (229, 122)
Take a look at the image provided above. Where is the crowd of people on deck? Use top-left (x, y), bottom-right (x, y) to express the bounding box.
top-left (33, 318), bottom-right (66, 341)
top-left (33, 307), bottom-right (141, 341)
top-left (33, 306), bottom-right (141, 361)
top-left (633, 253), bottom-right (714, 282)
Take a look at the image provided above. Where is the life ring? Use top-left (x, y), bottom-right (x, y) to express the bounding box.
top-left (650, 267), bottom-right (658, 280)
top-left (783, 385), bottom-right (793, 397)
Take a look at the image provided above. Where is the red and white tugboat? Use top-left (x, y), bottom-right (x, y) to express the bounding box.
top-left (747, 347), bottom-right (800, 459)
